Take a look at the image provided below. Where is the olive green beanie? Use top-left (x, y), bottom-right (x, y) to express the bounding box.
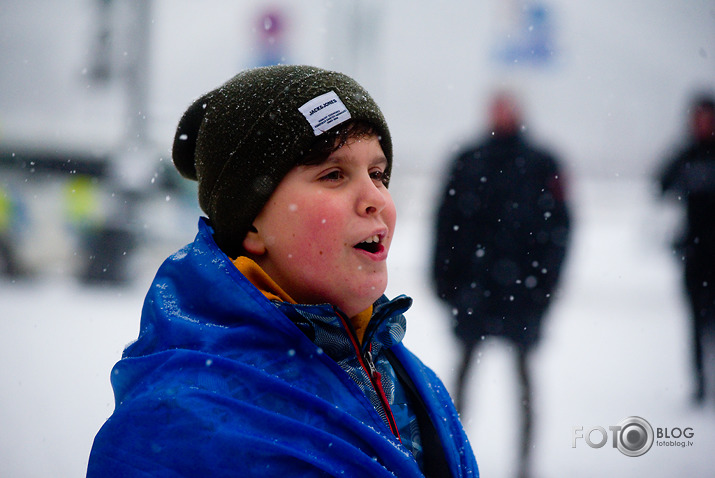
top-left (171, 64), bottom-right (392, 258)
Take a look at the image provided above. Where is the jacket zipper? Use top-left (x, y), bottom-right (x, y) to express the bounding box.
top-left (364, 346), bottom-right (401, 440)
top-left (334, 308), bottom-right (401, 441)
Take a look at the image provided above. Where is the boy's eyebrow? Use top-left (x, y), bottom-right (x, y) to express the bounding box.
top-left (320, 153), bottom-right (388, 167)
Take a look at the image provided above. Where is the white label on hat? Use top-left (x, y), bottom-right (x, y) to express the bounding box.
top-left (298, 91), bottom-right (352, 136)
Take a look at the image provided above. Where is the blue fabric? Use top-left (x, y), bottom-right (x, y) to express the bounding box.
top-left (88, 218), bottom-right (478, 477)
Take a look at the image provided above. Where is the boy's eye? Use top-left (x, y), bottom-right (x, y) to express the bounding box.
top-left (318, 168), bottom-right (389, 185)
top-left (319, 170), bottom-right (343, 181)
top-left (371, 170), bottom-right (389, 185)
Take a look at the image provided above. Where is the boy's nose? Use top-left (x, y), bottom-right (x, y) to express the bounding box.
top-left (357, 177), bottom-right (387, 216)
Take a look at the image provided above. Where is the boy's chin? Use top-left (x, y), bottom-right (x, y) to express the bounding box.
top-left (362, 287), bottom-right (388, 308)
top-left (340, 287), bottom-right (387, 317)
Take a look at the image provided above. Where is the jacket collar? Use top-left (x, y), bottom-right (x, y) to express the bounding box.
top-left (273, 295), bottom-right (411, 363)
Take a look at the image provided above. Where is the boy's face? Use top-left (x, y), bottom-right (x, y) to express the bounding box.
top-left (243, 135), bottom-right (396, 317)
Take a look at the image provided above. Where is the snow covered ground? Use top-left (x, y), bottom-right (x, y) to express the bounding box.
top-left (2, 174), bottom-right (714, 478)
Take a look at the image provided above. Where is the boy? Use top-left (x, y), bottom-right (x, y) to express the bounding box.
top-left (87, 65), bottom-right (478, 477)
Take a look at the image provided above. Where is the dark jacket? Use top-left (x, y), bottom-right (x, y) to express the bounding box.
top-left (659, 137), bottom-right (715, 260)
top-left (432, 134), bottom-right (570, 347)
top-left (88, 218), bottom-right (478, 477)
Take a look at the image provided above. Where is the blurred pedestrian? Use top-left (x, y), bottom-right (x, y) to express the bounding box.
top-left (432, 91), bottom-right (571, 478)
top-left (0, 183), bottom-right (27, 277)
top-left (658, 93), bottom-right (715, 405)
top-left (63, 175), bottom-right (138, 285)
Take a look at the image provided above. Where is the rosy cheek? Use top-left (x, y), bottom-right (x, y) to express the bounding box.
top-left (305, 202), bottom-right (342, 228)
top-left (306, 216), bottom-right (343, 249)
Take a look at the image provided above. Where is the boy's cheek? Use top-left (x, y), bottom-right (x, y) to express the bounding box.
top-left (306, 208), bottom-right (344, 232)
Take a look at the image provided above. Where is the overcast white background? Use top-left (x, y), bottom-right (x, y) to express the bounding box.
top-left (1, 1), bottom-right (715, 477)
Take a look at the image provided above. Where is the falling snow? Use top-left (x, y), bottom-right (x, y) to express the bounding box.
top-left (1, 177), bottom-right (714, 477)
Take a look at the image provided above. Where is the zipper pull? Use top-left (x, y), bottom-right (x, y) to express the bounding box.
top-left (364, 349), bottom-right (378, 378)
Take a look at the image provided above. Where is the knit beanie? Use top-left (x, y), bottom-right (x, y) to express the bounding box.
top-left (171, 65), bottom-right (392, 258)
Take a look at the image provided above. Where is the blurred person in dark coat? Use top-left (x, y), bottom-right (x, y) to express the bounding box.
top-left (658, 94), bottom-right (715, 405)
top-left (432, 91), bottom-right (571, 478)
top-left (0, 183), bottom-right (26, 278)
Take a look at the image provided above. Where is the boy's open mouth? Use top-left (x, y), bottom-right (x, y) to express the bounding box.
top-left (354, 235), bottom-right (381, 254)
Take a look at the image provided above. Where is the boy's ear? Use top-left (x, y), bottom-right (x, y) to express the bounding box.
top-left (242, 225), bottom-right (266, 256)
